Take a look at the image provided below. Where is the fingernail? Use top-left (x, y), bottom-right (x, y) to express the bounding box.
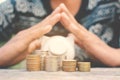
top-left (60, 3), bottom-right (65, 7)
top-left (60, 3), bottom-right (64, 6)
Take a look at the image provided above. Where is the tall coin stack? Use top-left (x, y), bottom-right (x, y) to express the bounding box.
top-left (45, 56), bottom-right (59, 72)
top-left (40, 51), bottom-right (49, 70)
top-left (26, 55), bottom-right (41, 71)
top-left (33, 50), bottom-right (49, 70)
top-left (78, 62), bottom-right (91, 72)
top-left (62, 60), bottom-right (76, 72)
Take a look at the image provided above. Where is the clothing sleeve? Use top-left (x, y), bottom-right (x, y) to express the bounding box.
top-left (0, 0), bottom-right (47, 43)
top-left (0, 0), bottom-right (16, 41)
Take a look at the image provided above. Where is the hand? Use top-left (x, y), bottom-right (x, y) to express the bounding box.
top-left (59, 4), bottom-right (120, 67)
top-left (0, 5), bottom-right (61, 66)
top-left (59, 3), bottom-right (89, 48)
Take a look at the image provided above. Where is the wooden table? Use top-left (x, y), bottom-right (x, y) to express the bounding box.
top-left (0, 68), bottom-right (120, 80)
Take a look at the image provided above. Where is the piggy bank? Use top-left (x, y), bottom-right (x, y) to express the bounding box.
top-left (39, 35), bottom-right (75, 60)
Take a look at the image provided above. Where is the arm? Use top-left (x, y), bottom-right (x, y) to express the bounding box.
top-left (60, 4), bottom-right (120, 67)
top-left (0, 6), bottom-right (61, 67)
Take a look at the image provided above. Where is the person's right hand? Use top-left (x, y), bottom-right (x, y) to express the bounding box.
top-left (0, 5), bottom-right (61, 67)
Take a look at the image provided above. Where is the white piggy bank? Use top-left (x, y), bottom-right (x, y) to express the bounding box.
top-left (39, 35), bottom-right (75, 60)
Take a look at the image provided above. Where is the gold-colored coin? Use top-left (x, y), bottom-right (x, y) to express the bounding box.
top-left (78, 62), bottom-right (91, 72)
top-left (33, 50), bottom-right (49, 56)
top-left (33, 50), bottom-right (49, 70)
top-left (26, 54), bottom-right (41, 71)
top-left (27, 68), bottom-right (40, 71)
top-left (62, 66), bottom-right (76, 72)
top-left (27, 55), bottom-right (40, 58)
top-left (62, 60), bottom-right (77, 66)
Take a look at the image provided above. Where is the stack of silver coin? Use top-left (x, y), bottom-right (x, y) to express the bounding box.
top-left (39, 51), bottom-right (49, 70)
top-left (26, 55), bottom-right (41, 71)
top-left (45, 56), bottom-right (59, 72)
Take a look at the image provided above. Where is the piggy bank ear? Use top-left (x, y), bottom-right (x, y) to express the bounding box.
top-left (66, 34), bottom-right (75, 46)
top-left (39, 36), bottom-right (50, 47)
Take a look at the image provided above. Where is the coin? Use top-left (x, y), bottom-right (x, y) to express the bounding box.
top-left (26, 55), bottom-right (41, 71)
top-left (62, 66), bottom-right (76, 72)
top-left (78, 62), bottom-right (91, 72)
top-left (45, 56), bottom-right (59, 72)
top-left (62, 60), bottom-right (77, 66)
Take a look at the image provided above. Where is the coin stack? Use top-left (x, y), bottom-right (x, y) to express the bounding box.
top-left (26, 55), bottom-right (41, 71)
top-left (40, 56), bottom-right (46, 70)
top-left (62, 60), bottom-right (76, 72)
top-left (33, 50), bottom-right (49, 56)
top-left (78, 62), bottom-right (91, 72)
top-left (33, 50), bottom-right (49, 70)
top-left (45, 56), bottom-right (59, 72)
top-left (39, 51), bottom-right (49, 71)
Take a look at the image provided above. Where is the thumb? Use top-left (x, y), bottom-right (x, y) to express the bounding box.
top-left (43, 25), bottom-right (52, 34)
top-left (28, 39), bottom-right (41, 53)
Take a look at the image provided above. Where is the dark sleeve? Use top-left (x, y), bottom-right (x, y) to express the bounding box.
top-left (0, 0), bottom-right (16, 41)
top-left (0, 0), bottom-right (47, 42)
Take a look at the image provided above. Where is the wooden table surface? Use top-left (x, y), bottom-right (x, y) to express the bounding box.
top-left (0, 68), bottom-right (120, 80)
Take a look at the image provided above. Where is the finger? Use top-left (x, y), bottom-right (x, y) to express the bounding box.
top-left (27, 13), bottom-right (61, 40)
top-left (61, 12), bottom-right (79, 33)
top-left (60, 3), bottom-right (77, 24)
top-left (23, 5), bottom-right (62, 42)
top-left (48, 13), bottom-right (61, 27)
top-left (32, 13), bottom-right (61, 37)
top-left (29, 12), bottom-right (61, 36)
top-left (28, 39), bottom-right (41, 53)
top-left (35, 6), bottom-right (62, 28)
top-left (49, 6), bottom-right (62, 18)
top-left (61, 12), bottom-right (71, 27)
top-left (27, 6), bottom-right (61, 32)
top-left (61, 12), bottom-right (86, 43)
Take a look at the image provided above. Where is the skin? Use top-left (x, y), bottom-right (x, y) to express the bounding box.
top-left (59, 4), bottom-right (120, 67)
top-left (0, 0), bottom-right (120, 67)
top-left (50, 0), bottom-right (81, 16)
top-left (51, 0), bottom-right (120, 67)
top-left (0, 6), bottom-right (61, 67)
top-left (0, 0), bottom-right (82, 67)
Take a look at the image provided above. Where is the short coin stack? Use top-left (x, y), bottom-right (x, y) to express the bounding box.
top-left (26, 55), bottom-right (41, 71)
top-left (62, 60), bottom-right (76, 72)
top-left (78, 62), bottom-right (91, 72)
top-left (45, 56), bottom-right (59, 72)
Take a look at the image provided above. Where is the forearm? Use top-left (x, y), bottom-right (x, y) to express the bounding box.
top-left (0, 31), bottom-right (40, 67)
top-left (60, 4), bottom-right (120, 67)
top-left (0, 44), bottom-right (25, 67)
top-left (0, 31), bottom-right (33, 66)
top-left (75, 25), bottom-right (120, 66)
top-left (7, 51), bottom-right (30, 67)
